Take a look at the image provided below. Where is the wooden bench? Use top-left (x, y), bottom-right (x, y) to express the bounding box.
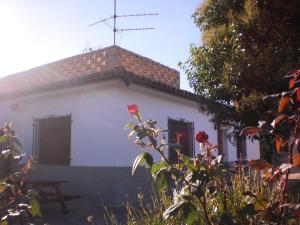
top-left (26, 180), bottom-right (80, 214)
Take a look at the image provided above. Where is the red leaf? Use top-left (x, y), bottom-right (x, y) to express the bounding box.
top-left (248, 160), bottom-right (272, 171)
top-left (278, 96), bottom-right (292, 113)
top-left (286, 69), bottom-right (299, 77)
top-left (293, 154), bottom-right (300, 167)
top-left (271, 115), bottom-right (289, 128)
top-left (275, 135), bottom-right (288, 153)
top-left (290, 77), bottom-right (296, 89)
top-left (263, 168), bottom-right (283, 182)
top-left (262, 170), bottom-right (273, 181)
top-left (296, 88), bottom-right (300, 102)
top-left (241, 126), bottom-right (262, 136)
top-left (287, 69), bottom-right (300, 90)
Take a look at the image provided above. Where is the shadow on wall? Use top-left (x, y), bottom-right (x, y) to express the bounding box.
top-left (28, 165), bottom-right (152, 213)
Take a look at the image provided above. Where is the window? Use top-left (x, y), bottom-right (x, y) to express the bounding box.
top-left (33, 115), bottom-right (71, 165)
top-left (217, 126), bottom-right (227, 160)
top-left (168, 118), bottom-right (194, 162)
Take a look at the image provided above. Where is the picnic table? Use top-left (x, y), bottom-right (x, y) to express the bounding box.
top-left (26, 180), bottom-right (80, 214)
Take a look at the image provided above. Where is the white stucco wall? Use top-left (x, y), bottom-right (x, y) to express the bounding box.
top-left (246, 139), bottom-right (260, 160)
top-left (0, 80), bottom-right (259, 166)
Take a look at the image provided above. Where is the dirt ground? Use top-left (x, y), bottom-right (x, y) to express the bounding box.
top-left (32, 199), bottom-right (127, 225)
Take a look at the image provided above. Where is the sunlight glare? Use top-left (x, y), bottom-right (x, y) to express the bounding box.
top-left (0, 5), bottom-right (46, 77)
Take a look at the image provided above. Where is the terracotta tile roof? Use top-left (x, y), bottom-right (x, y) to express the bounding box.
top-left (0, 45), bottom-right (180, 99)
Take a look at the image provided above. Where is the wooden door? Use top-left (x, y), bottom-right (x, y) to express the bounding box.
top-left (38, 115), bottom-right (71, 165)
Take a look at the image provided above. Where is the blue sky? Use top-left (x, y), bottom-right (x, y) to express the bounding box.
top-left (0, 0), bottom-right (201, 91)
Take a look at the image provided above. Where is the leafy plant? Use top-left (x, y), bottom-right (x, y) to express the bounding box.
top-left (0, 123), bottom-right (41, 225)
top-left (120, 100), bottom-right (300, 225)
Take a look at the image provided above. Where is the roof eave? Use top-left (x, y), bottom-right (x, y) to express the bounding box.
top-left (0, 67), bottom-right (202, 104)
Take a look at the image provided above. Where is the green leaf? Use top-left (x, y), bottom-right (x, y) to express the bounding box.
top-left (190, 182), bottom-right (204, 198)
top-left (0, 136), bottom-right (8, 145)
top-left (220, 212), bottom-right (235, 225)
top-left (143, 152), bottom-right (153, 168)
top-left (169, 167), bottom-right (181, 180)
top-left (207, 185), bottom-right (216, 194)
top-left (124, 123), bottom-right (135, 129)
top-left (182, 203), bottom-right (199, 225)
top-left (0, 183), bottom-right (7, 193)
top-left (128, 130), bottom-right (135, 139)
top-left (131, 152), bottom-right (153, 175)
top-left (163, 201), bottom-right (186, 220)
top-left (154, 168), bottom-right (169, 191)
top-left (1, 150), bottom-right (11, 159)
top-left (212, 155), bottom-right (223, 165)
top-left (180, 154), bottom-right (194, 172)
top-left (29, 198), bottom-right (42, 217)
top-left (12, 137), bottom-right (23, 154)
top-left (0, 220), bottom-right (8, 225)
top-left (240, 204), bottom-right (255, 216)
top-left (254, 199), bottom-right (268, 211)
top-left (136, 131), bottom-right (147, 140)
top-left (146, 119), bottom-right (157, 128)
top-left (132, 154), bottom-right (144, 175)
top-left (151, 161), bottom-right (169, 175)
top-left (253, 193), bottom-right (268, 211)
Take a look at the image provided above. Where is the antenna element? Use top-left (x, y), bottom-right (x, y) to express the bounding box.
top-left (89, 0), bottom-right (158, 45)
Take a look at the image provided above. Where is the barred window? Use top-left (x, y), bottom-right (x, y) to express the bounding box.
top-left (168, 118), bottom-right (194, 163)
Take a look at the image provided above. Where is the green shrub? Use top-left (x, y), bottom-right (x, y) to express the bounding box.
top-left (0, 123), bottom-right (41, 225)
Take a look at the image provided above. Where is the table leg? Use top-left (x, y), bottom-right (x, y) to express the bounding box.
top-left (53, 184), bottom-right (68, 214)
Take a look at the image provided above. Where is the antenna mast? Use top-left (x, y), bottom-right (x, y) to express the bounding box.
top-left (113, 0), bottom-right (116, 45)
top-left (89, 0), bottom-right (158, 46)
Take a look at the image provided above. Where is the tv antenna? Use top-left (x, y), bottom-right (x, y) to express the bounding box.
top-left (89, 0), bottom-right (158, 46)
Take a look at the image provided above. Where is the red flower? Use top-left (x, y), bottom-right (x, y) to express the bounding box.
top-left (127, 104), bottom-right (139, 115)
top-left (196, 131), bottom-right (209, 143)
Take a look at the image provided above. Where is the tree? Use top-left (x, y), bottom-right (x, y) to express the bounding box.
top-left (181, 0), bottom-right (300, 128)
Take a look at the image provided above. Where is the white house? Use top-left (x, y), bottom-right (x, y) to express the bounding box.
top-left (0, 45), bottom-right (259, 209)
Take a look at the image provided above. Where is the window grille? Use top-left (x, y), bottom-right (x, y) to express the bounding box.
top-left (168, 118), bottom-right (194, 163)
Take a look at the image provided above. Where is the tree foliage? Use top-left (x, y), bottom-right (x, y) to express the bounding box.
top-left (181, 0), bottom-right (300, 127)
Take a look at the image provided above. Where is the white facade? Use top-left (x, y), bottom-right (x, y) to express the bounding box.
top-left (0, 79), bottom-right (260, 166)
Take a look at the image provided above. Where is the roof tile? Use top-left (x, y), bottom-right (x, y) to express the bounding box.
top-left (0, 45), bottom-right (180, 98)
